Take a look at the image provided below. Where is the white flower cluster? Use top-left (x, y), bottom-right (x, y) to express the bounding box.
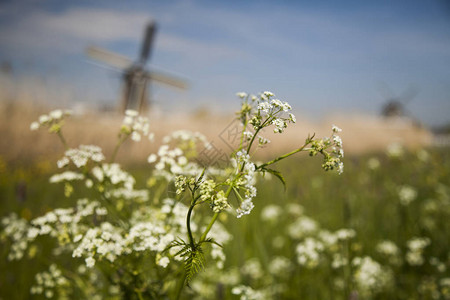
top-left (260, 204), bottom-right (283, 222)
top-left (92, 163), bottom-right (136, 191)
top-left (429, 256), bottom-right (447, 273)
top-left (57, 145), bottom-right (105, 168)
top-left (309, 125), bottom-right (344, 174)
top-left (30, 109), bottom-right (72, 131)
top-left (211, 190), bottom-right (230, 213)
top-left (241, 257), bottom-right (264, 280)
top-left (268, 256), bottom-right (291, 276)
top-left (398, 185), bottom-right (418, 206)
top-left (386, 142), bottom-right (404, 158)
top-left (376, 240), bottom-right (401, 265)
top-left (1, 199), bottom-right (106, 262)
top-left (232, 285), bottom-right (267, 300)
top-left (71, 198), bottom-right (191, 269)
top-left (110, 187), bottom-right (149, 203)
top-left (406, 237), bottom-right (431, 266)
top-left (288, 215), bottom-right (319, 239)
top-left (121, 110), bottom-right (153, 142)
top-left (174, 175), bottom-right (187, 195)
top-left (148, 131), bottom-right (212, 182)
top-left (352, 256), bottom-right (392, 296)
top-left (246, 91), bottom-right (296, 134)
top-left (296, 237), bottom-right (325, 268)
top-left (49, 171), bottom-right (84, 183)
top-left (30, 264), bottom-right (69, 298)
top-left (162, 130), bottom-right (209, 147)
top-left (1, 213), bottom-right (29, 260)
top-left (30, 199), bottom-right (107, 239)
top-left (280, 204), bottom-right (359, 271)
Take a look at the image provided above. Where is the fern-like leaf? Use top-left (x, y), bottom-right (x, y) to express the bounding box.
top-left (185, 246), bottom-right (205, 284)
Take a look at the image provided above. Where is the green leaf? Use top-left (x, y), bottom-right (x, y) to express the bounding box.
top-left (262, 167), bottom-right (286, 190)
top-left (185, 246), bottom-right (205, 284)
top-left (199, 237), bottom-right (222, 248)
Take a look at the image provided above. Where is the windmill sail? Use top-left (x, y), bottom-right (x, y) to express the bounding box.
top-left (85, 21), bottom-right (188, 113)
top-left (86, 46), bottom-right (132, 70)
top-left (139, 22), bottom-right (157, 65)
top-left (147, 70), bottom-right (188, 90)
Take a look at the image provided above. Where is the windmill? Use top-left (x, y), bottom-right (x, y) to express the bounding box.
top-left (86, 21), bottom-right (188, 113)
top-left (377, 82), bottom-right (419, 118)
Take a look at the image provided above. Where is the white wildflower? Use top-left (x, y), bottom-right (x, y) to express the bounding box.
top-left (296, 237), bottom-right (324, 268)
top-left (236, 92), bottom-right (248, 99)
top-left (236, 198), bottom-right (254, 218)
top-left (332, 125), bottom-right (342, 133)
top-left (157, 256), bottom-right (170, 268)
top-left (85, 257), bottom-right (95, 268)
top-left (30, 122), bottom-right (39, 131)
top-left (260, 205), bottom-right (282, 221)
top-left (398, 185), bottom-right (418, 206)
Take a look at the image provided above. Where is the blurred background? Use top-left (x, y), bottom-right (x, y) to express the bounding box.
top-left (1, 0), bottom-right (450, 162)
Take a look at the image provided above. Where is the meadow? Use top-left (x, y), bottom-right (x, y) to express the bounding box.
top-left (0, 96), bottom-right (449, 300)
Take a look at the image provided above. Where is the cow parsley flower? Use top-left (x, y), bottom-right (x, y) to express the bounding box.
top-left (296, 237), bottom-right (324, 268)
top-left (60, 145), bottom-right (105, 168)
top-left (309, 125), bottom-right (344, 174)
top-left (406, 237), bottom-right (430, 266)
top-left (30, 109), bottom-right (72, 133)
top-left (398, 185), bottom-right (418, 206)
top-left (236, 198), bottom-right (255, 218)
top-left (352, 256), bottom-right (392, 297)
top-left (120, 110), bottom-right (152, 142)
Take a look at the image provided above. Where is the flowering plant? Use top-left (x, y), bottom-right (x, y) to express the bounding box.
top-left (1, 92), bottom-right (343, 299)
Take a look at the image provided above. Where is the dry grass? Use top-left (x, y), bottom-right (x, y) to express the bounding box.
top-left (0, 101), bottom-right (433, 165)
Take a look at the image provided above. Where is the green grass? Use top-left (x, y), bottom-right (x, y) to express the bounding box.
top-left (1, 147), bottom-right (449, 299)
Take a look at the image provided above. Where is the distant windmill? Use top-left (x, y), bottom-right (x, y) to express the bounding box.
top-left (86, 21), bottom-right (188, 113)
top-left (377, 82), bottom-right (419, 118)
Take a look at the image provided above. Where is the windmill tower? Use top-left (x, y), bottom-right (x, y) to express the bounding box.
top-left (86, 21), bottom-right (188, 113)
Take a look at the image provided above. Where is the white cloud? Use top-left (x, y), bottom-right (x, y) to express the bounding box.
top-left (0, 8), bottom-right (152, 54)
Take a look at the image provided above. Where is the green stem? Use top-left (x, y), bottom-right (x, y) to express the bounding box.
top-left (186, 203), bottom-right (196, 249)
top-left (174, 271), bottom-right (187, 300)
top-left (232, 187), bottom-right (245, 204)
top-left (199, 212), bottom-right (219, 242)
top-left (246, 116), bottom-right (271, 153)
top-left (136, 289), bottom-right (144, 300)
top-left (199, 185), bottom-right (233, 242)
top-left (176, 174), bottom-right (234, 297)
top-left (57, 131), bottom-right (69, 150)
top-left (257, 143), bottom-right (309, 170)
top-left (111, 135), bottom-right (128, 163)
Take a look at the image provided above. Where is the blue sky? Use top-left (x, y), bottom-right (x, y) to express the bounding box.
top-left (0, 0), bottom-right (449, 126)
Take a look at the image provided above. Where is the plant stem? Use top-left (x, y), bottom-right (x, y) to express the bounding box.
top-left (136, 289), bottom-right (144, 300)
top-left (199, 185), bottom-right (233, 242)
top-left (246, 117), bottom-right (270, 153)
top-left (257, 143), bottom-right (309, 170)
top-left (186, 203), bottom-right (196, 249)
top-left (199, 212), bottom-right (219, 242)
top-left (174, 271), bottom-right (187, 300)
top-left (57, 131), bottom-right (69, 150)
top-left (111, 135), bottom-right (127, 163)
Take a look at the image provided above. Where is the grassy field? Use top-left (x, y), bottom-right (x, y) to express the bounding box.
top-left (1, 142), bottom-right (449, 299)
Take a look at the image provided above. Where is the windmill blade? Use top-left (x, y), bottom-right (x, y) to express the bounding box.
top-left (376, 81), bottom-right (395, 101)
top-left (146, 70), bottom-right (188, 90)
top-left (86, 46), bottom-right (133, 70)
top-left (140, 21), bottom-right (157, 64)
top-left (399, 85), bottom-right (419, 105)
